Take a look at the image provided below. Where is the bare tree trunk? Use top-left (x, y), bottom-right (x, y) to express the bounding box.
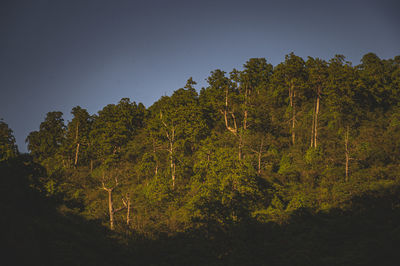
top-left (122, 194), bottom-right (131, 226)
top-left (160, 112), bottom-right (176, 188)
top-left (74, 122), bottom-right (79, 168)
top-left (107, 190), bottom-right (115, 230)
top-left (243, 88), bottom-right (248, 130)
top-left (292, 89), bottom-right (296, 145)
top-left (221, 86), bottom-right (242, 160)
top-left (74, 143), bottom-right (80, 167)
top-left (153, 140), bottom-right (158, 175)
top-left (170, 150), bottom-right (175, 188)
top-left (311, 100), bottom-right (315, 148)
top-left (258, 139), bottom-right (263, 174)
top-left (240, 88), bottom-right (250, 160)
top-left (169, 128), bottom-right (176, 189)
top-left (238, 134), bottom-right (243, 160)
top-left (126, 198), bottom-right (130, 226)
top-left (289, 82), bottom-right (296, 145)
top-left (314, 91), bottom-right (320, 148)
top-left (243, 110), bottom-right (248, 130)
top-left (105, 190), bottom-right (127, 231)
top-left (345, 126), bottom-right (350, 182)
top-left (222, 88), bottom-right (237, 135)
top-left (102, 173), bottom-right (122, 230)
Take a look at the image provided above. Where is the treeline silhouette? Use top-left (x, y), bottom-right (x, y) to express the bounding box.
top-left (1, 52), bottom-right (400, 265)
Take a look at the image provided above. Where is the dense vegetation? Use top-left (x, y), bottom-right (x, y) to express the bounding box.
top-left (2, 52), bottom-right (400, 265)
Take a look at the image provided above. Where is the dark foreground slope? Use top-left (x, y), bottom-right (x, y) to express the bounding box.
top-left (136, 187), bottom-right (400, 266)
top-left (1, 156), bottom-right (135, 266)
top-left (2, 156), bottom-right (400, 266)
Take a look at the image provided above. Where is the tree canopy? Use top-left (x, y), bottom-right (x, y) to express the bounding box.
top-left (8, 52), bottom-right (400, 265)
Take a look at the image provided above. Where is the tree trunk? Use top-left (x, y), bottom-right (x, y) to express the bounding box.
top-left (74, 122), bottom-right (79, 168)
top-left (74, 143), bottom-right (80, 167)
top-left (345, 126), bottom-right (350, 182)
top-left (169, 130), bottom-right (175, 188)
top-left (171, 156), bottom-right (175, 188)
top-left (169, 139), bottom-right (175, 189)
top-left (314, 91), bottom-right (320, 148)
top-left (222, 87), bottom-right (237, 135)
top-left (153, 140), bottom-right (158, 176)
top-left (292, 89), bottom-right (296, 145)
top-left (311, 100), bottom-right (315, 148)
top-left (238, 134), bottom-right (243, 160)
top-left (125, 195), bottom-right (131, 226)
top-left (257, 139), bottom-right (263, 174)
top-left (243, 88), bottom-right (248, 131)
top-left (221, 86), bottom-right (241, 160)
top-left (240, 88), bottom-right (250, 160)
top-left (160, 112), bottom-right (176, 188)
top-left (107, 189), bottom-right (115, 230)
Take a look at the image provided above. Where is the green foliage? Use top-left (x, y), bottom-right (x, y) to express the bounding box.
top-left (15, 52), bottom-right (400, 265)
top-left (26, 111), bottom-right (65, 164)
top-left (90, 98), bottom-right (145, 165)
top-left (0, 119), bottom-right (18, 161)
top-left (188, 146), bottom-right (264, 226)
top-left (63, 106), bottom-right (92, 167)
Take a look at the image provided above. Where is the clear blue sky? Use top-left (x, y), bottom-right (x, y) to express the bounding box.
top-left (1, 0), bottom-right (399, 152)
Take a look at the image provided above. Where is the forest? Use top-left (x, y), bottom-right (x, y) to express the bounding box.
top-left (2, 52), bottom-right (400, 265)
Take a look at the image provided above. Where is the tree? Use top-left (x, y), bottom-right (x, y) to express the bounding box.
top-left (271, 53), bottom-right (307, 145)
top-left (357, 53), bottom-right (399, 110)
top-left (20, 53), bottom-right (400, 259)
top-left (306, 57), bottom-right (328, 148)
top-left (26, 111), bottom-right (65, 167)
top-left (204, 69), bottom-right (244, 159)
top-left (324, 55), bottom-right (359, 181)
top-left (90, 98), bottom-right (145, 165)
top-left (147, 79), bottom-right (207, 188)
top-left (65, 106), bottom-right (92, 168)
top-left (96, 164), bottom-right (131, 230)
top-left (232, 58), bottom-right (274, 162)
top-left (189, 144), bottom-right (264, 226)
top-left (0, 119), bottom-right (18, 161)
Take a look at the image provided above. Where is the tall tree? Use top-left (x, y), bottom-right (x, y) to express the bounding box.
top-left (232, 58), bottom-right (274, 161)
top-left (90, 98), bottom-right (145, 165)
top-left (97, 165), bottom-right (131, 230)
top-left (0, 119), bottom-right (18, 161)
top-left (205, 69), bottom-right (244, 159)
top-left (306, 57), bottom-right (328, 148)
top-left (272, 53), bottom-right (307, 145)
top-left (325, 55), bottom-right (358, 181)
top-left (357, 53), bottom-right (396, 109)
top-left (147, 79), bottom-right (207, 188)
top-left (26, 111), bottom-right (65, 164)
top-left (65, 106), bottom-right (92, 168)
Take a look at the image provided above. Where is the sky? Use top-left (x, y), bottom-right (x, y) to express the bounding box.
top-left (1, 0), bottom-right (399, 152)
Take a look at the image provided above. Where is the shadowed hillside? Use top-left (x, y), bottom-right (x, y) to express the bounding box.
top-left (2, 156), bottom-right (400, 265)
top-left (2, 53), bottom-right (400, 265)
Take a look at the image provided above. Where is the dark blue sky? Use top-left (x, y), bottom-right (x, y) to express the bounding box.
top-left (1, 0), bottom-right (399, 152)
